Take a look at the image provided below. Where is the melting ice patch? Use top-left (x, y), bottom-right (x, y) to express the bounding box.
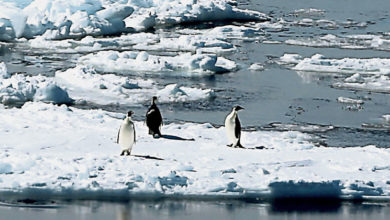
top-left (0, 62), bottom-right (72, 105)
top-left (55, 65), bottom-right (214, 105)
top-left (1, 103), bottom-right (390, 199)
top-left (78, 51), bottom-right (237, 75)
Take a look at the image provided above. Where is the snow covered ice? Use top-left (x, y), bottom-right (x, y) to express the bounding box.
top-left (0, 0), bottom-right (269, 41)
top-left (1, 102), bottom-right (390, 200)
top-left (78, 50), bottom-right (237, 75)
top-left (55, 65), bottom-right (214, 105)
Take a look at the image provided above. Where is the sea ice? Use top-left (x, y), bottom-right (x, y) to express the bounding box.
top-left (55, 65), bottom-right (214, 105)
top-left (337, 97), bottom-right (364, 104)
top-left (0, 103), bottom-right (390, 200)
top-left (280, 53), bottom-right (390, 75)
top-left (285, 34), bottom-right (390, 51)
top-left (0, 0), bottom-right (269, 40)
top-left (0, 62), bottom-right (73, 105)
top-left (78, 50), bottom-right (237, 75)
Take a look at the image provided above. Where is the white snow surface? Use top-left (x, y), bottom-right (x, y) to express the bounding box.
top-left (1, 102), bottom-right (390, 200)
top-left (78, 50), bottom-right (237, 75)
top-left (0, 0), bottom-right (269, 40)
top-left (55, 65), bottom-right (214, 105)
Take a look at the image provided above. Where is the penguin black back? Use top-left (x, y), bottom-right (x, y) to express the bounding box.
top-left (146, 96), bottom-right (163, 137)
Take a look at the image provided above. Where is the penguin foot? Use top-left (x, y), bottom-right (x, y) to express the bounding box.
top-left (227, 144), bottom-right (233, 147)
top-left (120, 151), bottom-right (125, 156)
top-left (153, 134), bottom-right (161, 139)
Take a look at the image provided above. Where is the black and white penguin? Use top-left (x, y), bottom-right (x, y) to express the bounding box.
top-left (146, 96), bottom-right (163, 138)
top-left (224, 106), bottom-right (244, 148)
top-left (117, 111), bottom-right (136, 156)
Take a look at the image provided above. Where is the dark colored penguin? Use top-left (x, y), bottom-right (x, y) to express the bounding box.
top-left (117, 111), bottom-right (136, 156)
top-left (224, 106), bottom-right (244, 148)
top-left (146, 96), bottom-right (162, 138)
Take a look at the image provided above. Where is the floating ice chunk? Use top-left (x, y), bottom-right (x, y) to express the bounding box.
top-left (278, 53), bottom-right (303, 64)
top-left (157, 84), bottom-right (214, 102)
top-left (292, 8), bottom-right (325, 17)
top-left (337, 97), bottom-right (364, 104)
top-left (0, 3), bottom-right (26, 39)
top-left (133, 34), bottom-right (235, 53)
top-left (178, 25), bottom-right (264, 42)
top-left (26, 33), bottom-right (159, 53)
top-left (334, 75), bottom-right (390, 93)
top-left (382, 115), bottom-right (390, 122)
top-left (96, 5), bottom-right (134, 22)
top-left (124, 11), bottom-right (157, 31)
top-left (249, 63), bottom-right (265, 71)
top-left (0, 63), bottom-right (72, 105)
top-left (78, 50), bottom-right (236, 75)
top-left (34, 83), bottom-right (73, 105)
top-left (285, 34), bottom-right (390, 51)
top-left (281, 53), bottom-right (390, 75)
top-left (0, 62), bottom-right (10, 78)
top-left (0, 162), bottom-right (12, 174)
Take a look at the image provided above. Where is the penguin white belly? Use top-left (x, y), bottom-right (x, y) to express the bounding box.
top-left (119, 122), bottom-right (135, 151)
top-left (225, 116), bottom-right (238, 145)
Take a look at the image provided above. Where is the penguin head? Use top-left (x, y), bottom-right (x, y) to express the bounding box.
top-left (233, 105), bottom-right (244, 112)
top-left (127, 111), bottom-right (134, 117)
top-left (152, 96), bottom-right (158, 104)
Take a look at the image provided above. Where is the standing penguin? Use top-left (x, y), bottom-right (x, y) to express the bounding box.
top-left (117, 111), bottom-right (136, 156)
top-left (224, 106), bottom-right (244, 148)
top-left (146, 96), bottom-right (163, 138)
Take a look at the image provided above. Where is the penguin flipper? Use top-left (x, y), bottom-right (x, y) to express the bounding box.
top-left (235, 116), bottom-right (241, 139)
top-left (133, 125), bottom-right (136, 144)
top-left (116, 125), bottom-right (121, 144)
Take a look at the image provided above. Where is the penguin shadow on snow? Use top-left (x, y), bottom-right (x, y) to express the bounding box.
top-left (132, 154), bottom-right (164, 160)
top-left (160, 134), bottom-right (195, 141)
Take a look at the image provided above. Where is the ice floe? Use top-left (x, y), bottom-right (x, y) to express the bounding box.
top-left (23, 24), bottom-right (263, 54)
top-left (285, 34), bottom-right (390, 51)
top-left (0, 0), bottom-right (269, 41)
top-left (279, 54), bottom-right (390, 94)
top-left (334, 74), bottom-right (390, 93)
top-left (248, 63), bottom-right (265, 71)
top-left (0, 62), bottom-right (73, 105)
top-left (55, 65), bottom-right (214, 105)
top-left (280, 53), bottom-right (390, 75)
top-left (337, 97), bottom-right (364, 105)
top-left (78, 50), bottom-right (237, 75)
top-left (0, 102), bottom-right (390, 200)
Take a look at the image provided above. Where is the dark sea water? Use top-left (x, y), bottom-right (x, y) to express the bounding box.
top-left (1, 200), bottom-right (390, 220)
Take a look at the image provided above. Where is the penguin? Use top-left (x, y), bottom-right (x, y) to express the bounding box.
top-left (117, 111), bottom-right (136, 156)
top-left (224, 106), bottom-right (244, 148)
top-left (145, 96), bottom-right (163, 138)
